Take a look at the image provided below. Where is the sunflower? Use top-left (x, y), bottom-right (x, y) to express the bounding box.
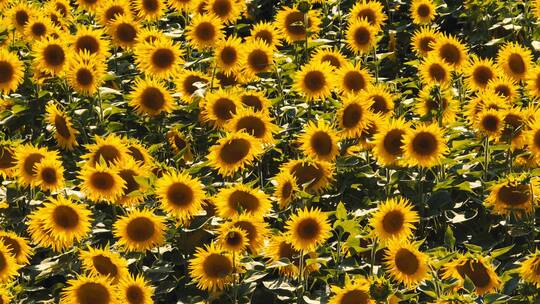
top-left (346, 19), bottom-right (378, 54)
top-left (34, 158), bottom-right (65, 192)
top-left (83, 134), bottom-right (130, 167)
top-left (0, 231), bottom-right (33, 265)
top-left (60, 275), bottom-right (119, 304)
top-left (486, 75), bottom-right (518, 102)
top-left (76, 0), bottom-right (103, 11)
top-left (328, 277), bottom-right (374, 304)
top-left (372, 118), bottom-right (410, 166)
top-left (411, 26), bottom-right (440, 57)
top-left (485, 176), bottom-right (536, 218)
top-left (134, 38), bottom-right (183, 80)
top-left (96, 0), bottom-right (132, 25)
top-left (80, 246), bottom-right (129, 283)
top-left (248, 21), bottom-right (282, 48)
top-left (419, 55), bottom-right (452, 87)
top-left (214, 183), bottom-right (271, 219)
top-left (24, 16), bottom-right (57, 42)
top-left (238, 89), bottom-right (271, 113)
top-left (0, 144), bottom-right (17, 178)
top-left (200, 88), bottom-right (241, 128)
top-left (474, 109), bottom-right (504, 139)
top-left (33, 37), bottom-right (69, 76)
top-left (67, 51), bottom-right (107, 96)
top-left (222, 214), bottom-right (269, 253)
top-left (285, 207), bottom-right (331, 252)
top-left (189, 242), bottom-right (236, 291)
top-left (129, 77), bottom-right (175, 116)
top-left (310, 48), bottom-right (347, 70)
top-left (136, 27), bottom-right (167, 46)
top-left (166, 129), bottom-right (194, 161)
top-left (265, 234), bottom-right (319, 277)
top-left (298, 120), bottom-right (340, 161)
top-left (0, 242), bottom-right (19, 284)
top-left (205, 0), bottom-right (244, 24)
top-left (336, 63), bottom-right (373, 95)
top-left (496, 42), bottom-right (533, 81)
top-left (242, 40), bottom-right (274, 79)
top-left (349, 0), bottom-right (387, 29)
top-left (175, 69), bottom-right (210, 103)
top-left (410, 0), bottom-right (437, 24)
top-left (215, 70), bottom-right (241, 86)
top-left (108, 16), bottom-right (140, 49)
top-left (167, 0), bottom-right (197, 12)
top-left (293, 61), bottom-right (334, 101)
top-left (79, 163), bottom-right (126, 203)
top-left (71, 26), bottom-right (111, 59)
top-left (274, 6), bottom-right (321, 44)
top-left (526, 119), bottom-right (540, 159)
top-left (370, 197), bottom-right (419, 243)
top-left (214, 36), bottom-right (245, 76)
top-left (48, 0), bottom-right (71, 18)
top-left (500, 108), bottom-right (528, 149)
top-left (218, 226), bottom-right (249, 252)
top-left (431, 34), bottom-right (468, 70)
top-left (465, 91), bottom-right (508, 123)
top-left (272, 171), bottom-right (298, 210)
top-left (186, 14), bottom-right (224, 50)
top-left (442, 253), bottom-right (501, 295)
top-left (464, 56), bottom-right (499, 91)
top-left (27, 195), bottom-right (93, 251)
top-left (133, 0), bottom-right (165, 21)
top-left (527, 67), bottom-right (540, 98)
top-left (363, 84), bottom-right (395, 118)
top-left (225, 108), bottom-right (278, 144)
top-left (116, 157), bottom-right (149, 206)
top-left (207, 132), bottom-right (263, 177)
top-left (520, 250), bottom-right (540, 287)
top-left (415, 86), bottom-right (458, 123)
top-left (402, 123), bottom-right (447, 168)
top-left (384, 240), bottom-right (429, 287)
top-left (14, 144), bottom-right (57, 187)
top-left (155, 170), bottom-right (205, 221)
top-left (7, 2), bottom-right (36, 32)
top-left (337, 94), bottom-right (373, 139)
top-left (117, 274), bottom-right (154, 304)
top-left (0, 49), bottom-right (24, 94)
top-left (283, 158), bottom-right (334, 192)
top-left (113, 208), bottom-right (166, 252)
top-left (126, 139), bottom-right (154, 167)
top-left (45, 103), bottom-right (79, 150)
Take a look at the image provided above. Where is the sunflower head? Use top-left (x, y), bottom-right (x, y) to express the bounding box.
top-left (0, 231), bottom-right (33, 265)
top-left (242, 40), bottom-right (274, 80)
top-left (273, 171), bottom-right (298, 209)
top-left (113, 208), bottom-right (166, 252)
top-left (155, 170), bottom-right (206, 221)
top-left (108, 16), bottom-right (140, 49)
top-left (80, 246), bottom-right (129, 283)
top-left (370, 197), bottom-right (419, 242)
top-left (298, 120), bottom-right (340, 161)
top-left (186, 14), bottom-right (224, 50)
top-left (214, 183), bottom-right (271, 219)
top-left (431, 34), bottom-right (468, 70)
top-left (218, 226), bottom-right (249, 252)
top-left (129, 77), bottom-right (175, 116)
top-left (442, 253), bottom-right (501, 295)
top-left (372, 118), bottom-right (410, 166)
top-left (410, 0), bottom-right (437, 24)
top-left (283, 158), bottom-right (334, 192)
top-left (411, 27), bottom-right (440, 57)
top-left (419, 55), bottom-right (452, 87)
top-left (496, 42), bottom-right (533, 81)
top-left (14, 144), bottom-right (58, 187)
top-left (285, 207), bottom-right (331, 252)
top-left (166, 129), bottom-right (194, 162)
top-left (310, 48), bottom-right (347, 70)
top-left (34, 158), bottom-right (65, 192)
top-left (79, 163), bottom-right (126, 203)
top-left (133, 0), bottom-right (165, 21)
top-left (329, 277), bottom-right (374, 304)
top-left (33, 36), bottom-right (70, 76)
top-left (275, 6), bottom-right (321, 43)
top-left (346, 18), bottom-right (378, 54)
top-left (200, 88), bottom-right (240, 128)
top-left (350, 0), bottom-right (387, 29)
top-left (464, 56), bottom-right (499, 91)
top-left (0, 49), bottom-right (24, 94)
top-left (248, 21), bottom-right (282, 48)
top-left (265, 234), bottom-right (319, 277)
top-left (205, 0), bottom-right (244, 24)
top-left (61, 275), bottom-right (118, 304)
top-left (134, 38), bottom-right (184, 80)
top-left (520, 250), bottom-right (540, 287)
top-left (189, 242), bottom-right (236, 291)
top-left (71, 26), bottom-right (111, 59)
top-left (294, 61), bottom-right (335, 101)
top-left (485, 175), bottom-right (536, 218)
top-left (207, 132), bottom-right (263, 177)
top-left (402, 123), bottom-right (447, 168)
top-left (118, 274), bottom-right (154, 304)
top-left (225, 108), bottom-right (278, 144)
top-left (384, 240), bottom-right (429, 287)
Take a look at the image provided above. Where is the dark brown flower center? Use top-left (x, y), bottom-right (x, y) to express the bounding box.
top-left (126, 217), bottom-right (155, 242)
top-left (394, 248), bottom-right (419, 275)
top-left (166, 182), bottom-right (194, 207)
top-left (382, 210), bottom-right (404, 234)
top-left (203, 253), bottom-right (232, 278)
top-left (53, 205), bottom-right (79, 229)
top-left (141, 87), bottom-right (165, 111)
top-left (152, 48), bottom-right (175, 69)
top-left (411, 131), bottom-right (438, 156)
top-left (76, 282), bottom-right (110, 304)
top-left (219, 138), bottom-right (250, 164)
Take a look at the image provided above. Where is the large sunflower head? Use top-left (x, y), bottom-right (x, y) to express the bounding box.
top-left (133, 0), bottom-right (165, 21)
top-left (186, 14), bottom-right (224, 50)
top-left (113, 208), bottom-right (166, 252)
top-left (217, 225), bottom-right (249, 253)
top-left (285, 207), bottom-right (331, 252)
top-left (265, 234), bottom-right (319, 277)
top-left (410, 0), bottom-right (437, 24)
top-left (372, 118), bottom-right (410, 166)
top-left (294, 61), bottom-right (335, 101)
top-left (419, 55), bottom-right (452, 87)
top-left (115, 157), bottom-right (149, 206)
top-left (275, 6), bottom-right (321, 44)
top-left (402, 123), bottom-right (447, 168)
top-left (384, 240), bottom-right (429, 288)
top-left (520, 250), bottom-right (540, 287)
top-left (205, 0), bottom-right (244, 24)
top-left (34, 158), bottom-right (65, 192)
top-left (283, 158), bottom-right (334, 192)
top-left (134, 37), bottom-right (184, 80)
top-left (200, 88), bottom-right (241, 128)
top-left (273, 170), bottom-right (298, 209)
top-left (298, 120), bottom-right (340, 161)
top-left (24, 15), bottom-right (57, 42)
top-left (474, 109), bottom-right (504, 139)
top-left (442, 253), bottom-right (501, 295)
top-left (496, 42), bottom-right (533, 81)
top-left (214, 183), bottom-right (271, 219)
top-left (485, 175), bottom-right (536, 218)
top-left (155, 170), bottom-right (206, 222)
top-left (214, 35), bottom-right (245, 76)
top-left (0, 231), bottom-right (33, 265)
top-left (242, 40), bottom-right (274, 80)
top-left (207, 132), bottom-right (263, 177)
top-left (66, 51), bottom-right (107, 96)
top-left (33, 36), bottom-right (69, 76)
top-left (96, 0), bottom-right (132, 25)
top-left (189, 242), bottom-right (236, 291)
top-left (83, 134), bottom-right (130, 167)
top-left (61, 275), bottom-right (119, 304)
top-left (0, 242), bottom-right (19, 284)
top-left (108, 16), bottom-right (140, 49)
top-left (14, 144), bottom-right (57, 187)
top-left (79, 163), bottom-right (126, 203)
top-left (370, 197), bottom-right (419, 242)
top-left (126, 139), bottom-right (154, 168)
top-left (45, 103), bottom-right (79, 150)
top-left (7, 2), bottom-right (36, 32)
top-left (0, 49), bottom-right (24, 94)
top-left (464, 56), bottom-right (499, 91)
top-left (129, 77), bottom-right (175, 116)
top-left (486, 75), bottom-right (518, 101)
top-left (346, 18), bottom-right (378, 54)
top-left (337, 94), bottom-right (373, 139)
top-left (71, 26), bottom-right (111, 59)
top-left (349, 0), bottom-right (387, 29)
top-left (80, 246), bottom-right (129, 283)
top-left (238, 89), bottom-right (271, 113)
top-left (310, 47), bottom-right (347, 70)
top-left (336, 62), bottom-right (373, 95)
top-left (248, 21), bottom-right (282, 48)
top-left (225, 108), bottom-right (278, 144)
top-left (411, 26), bottom-right (440, 57)
top-left (117, 274), bottom-right (154, 304)
top-left (431, 34), bottom-right (468, 70)
top-left (328, 277), bottom-right (373, 304)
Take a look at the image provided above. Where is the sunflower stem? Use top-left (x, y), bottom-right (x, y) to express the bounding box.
top-left (303, 12), bottom-right (309, 63)
top-left (372, 47), bottom-right (379, 83)
top-left (385, 167), bottom-right (391, 197)
top-left (483, 136), bottom-right (490, 182)
top-left (369, 239), bottom-right (378, 276)
top-left (337, 0), bottom-right (343, 50)
top-left (209, 63), bottom-right (217, 92)
top-left (297, 250), bottom-right (305, 304)
top-left (233, 251), bottom-right (238, 304)
top-left (96, 89), bottom-right (104, 124)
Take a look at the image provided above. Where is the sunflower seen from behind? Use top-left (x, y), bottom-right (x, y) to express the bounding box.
top-left (113, 208), bottom-right (166, 252)
top-left (79, 246), bottom-right (129, 283)
top-left (189, 242), bottom-right (236, 291)
top-left (129, 77), bottom-right (175, 116)
top-left (207, 132), bottom-right (263, 177)
top-left (155, 170), bottom-right (206, 222)
top-left (60, 275), bottom-right (119, 304)
top-left (402, 123), bottom-right (447, 168)
top-left (442, 253), bottom-right (501, 295)
top-left (214, 183), bottom-right (271, 219)
top-left (384, 240), bottom-right (429, 288)
top-left (116, 157), bottom-right (149, 206)
top-left (285, 207), bottom-right (331, 252)
top-left (166, 129), bottom-right (194, 162)
top-left (415, 86), bottom-right (458, 124)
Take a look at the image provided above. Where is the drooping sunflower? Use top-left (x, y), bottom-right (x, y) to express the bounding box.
top-left (66, 51), bottom-right (107, 96)
top-left (116, 157), bottom-right (149, 206)
top-left (133, 0), bottom-right (165, 21)
top-left (411, 26), bottom-right (440, 57)
top-left (485, 175), bottom-right (536, 218)
top-left (214, 183), bottom-right (271, 219)
top-left (166, 129), bottom-right (194, 162)
top-left (294, 61), bottom-right (334, 101)
top-left (285, 207), bottom-right (331, 252)
top-left (70, 26), bottom-right (111, 59)
top-left (207, 132), bottom-right (263, 177)
top-left (442, 253), bottom-right (501, 295)
top-left (134, 38), bottom-right (183, 80)
top-left (24, 15), bottom-right (57, 42)
top-left (0, 242), bottom-right (19, 284)
top-left (167, 0), bottom-right (197, 12)
top-left (155, 170), bottom-right (206, 222)
top-left (33, 37), bottom-right (69, 76)
top-left (419, 55), bottom-right (452, 87)
top-left (402, 123), bottom-right (447, 168)
top-left (96, 0), bottom-right (132, 25)
top-left (265, 234), bottom-right (319, 277)
top-left (129, 77), bottom-right (175, 116)
top-left (0, 231), bottom-right (33, 265)
top-left (79, 163), bottom-right (125, 203)
top-left (83, 134), bottom-right (130, 167)
top-left (186, 14), bottom-right (224, 50)
top-left (520, 250), bottom-right (540, 287)
top-left (217, 226), bottom-right (249, 252)
top-left (248, 21), bottom-right (282, 48)
top-left (238, 89), bottom-right (271, 113)
top-left (527, 67), bottom-right (540, 98)
top-left (415, 86), bottom-right (458, 123)
top-left (27, 195), bottom-right (93, 251)
top-left (60, 275), bottom-right (119, 304)
top-left (496, 42), bottom-right (533, 81)
top-left (474, 109), bottom-right (504, 139)
top-left (108, 16), bottom-right (140, 49)
top-left (346, 19), bottom-right (378, 54)
top-left (14, 144), bottom-right (57, 187)
top-left (349, 0), bottom-right (387, 29)
top-left (225, 108), bottom-right (278, 144)
top-left (310, 48), bottom-right (348, 70)
top-left (45, 103), bottom-right (79, 150)
top-left (336, 63), bottom-right (373, 95)
top-left (214, 35), bottom-right (245, 76)
top-left (189, 242), bottom-right (236, 291)
top-left (298, 120), bottom-right (340, 162)
top-left (79, 246), bottom-right (129, 283)
top-left (283, 158), bottom-right (334, 192)
top-left (370, 197), bottom-right (419, 242)
top-left (117, 274), bottom-right (154, 304)
top-left (526, 119), bottom-right (540, 159)
top-left (410, 0), bottom-right (437, 24)
top-left (0, 49), bottom-right (24, 94)
top-left (205, 0), bottom-right (244, 24)
top-left (337, 94), bottom-right (373, 139)
top-left (222, 214), bottom-right (269, 253)
top-left (34, 158), bottom-right (65, 192)
top-left (372, 118), bottom-right (410, 166)
top-left (242, 40), bottom-right (274, 80)
top-left (384, 240), bottom-right (429, 287)
top-left (113, 208), bottom-right (166, 252)
top-left (274, 6), bottom-right (321, 44)
top-left (464, 56), bottom-right (499, 91)
top-left (363, 84), bottom-right (395, 117)
top-left (200, 88), bottom-right (241, 128)
top-left (431, 34), bottom-right (468, 70)
top-left (328, 277), bottom-right (374, 304)
top-left (175, 69), bottom-right (211, 103)
top-left (273, 171), bottom-right (298, 209)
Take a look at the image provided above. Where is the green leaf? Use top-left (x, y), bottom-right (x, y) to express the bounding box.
top-left (490, 245), bottom-right (513, 258)
top-left (336, 202), bottom-right (347, 220)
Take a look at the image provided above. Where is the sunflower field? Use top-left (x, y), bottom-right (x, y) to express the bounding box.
top-left (1, 0), bottom-right (540, 303)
